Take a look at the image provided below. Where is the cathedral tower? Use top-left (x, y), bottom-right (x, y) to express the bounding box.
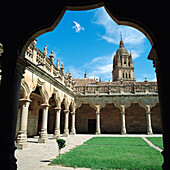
top-left (112, 35), bottom-right (135, 82)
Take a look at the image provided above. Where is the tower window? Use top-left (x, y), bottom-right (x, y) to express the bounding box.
top-left (122, 73), bottom-right (124, 78)
top-left (126, 73), bottom-right (128, 78)
top-left (124, 58), bottom-right (126, 64)
top-left (129, 73), bottom-right (131, 78)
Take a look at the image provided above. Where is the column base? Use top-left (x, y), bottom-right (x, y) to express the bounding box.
top-left (63, 128), bottom-right (69, 137)
top-left (38, 129), bottom-right (48, 143)
top-left (38, 137), bottom-right (48, 143)
top-left (70, 132), bottom-right (76, 135)
top-left (147, 128), bottom-right (153, 135)
top-left (147, 131), bottom-right (153, 135)
top-left (53, 129), bottom-right (60, 139)
top-left (121, 128), bottom-right (127, 135)
top-left (15, 142), bottom-right (28, 150)
top-left (95, 130), bottom-right (101, 135)
top-left (70, 128), bottom-right (76, 135)
top-left (16, 131), bottom-right (27, 149)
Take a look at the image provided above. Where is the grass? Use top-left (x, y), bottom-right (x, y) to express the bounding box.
top-left (50, 137), bottom-right (163, 169)
top-left (146, 137), bottom-right (164, 150)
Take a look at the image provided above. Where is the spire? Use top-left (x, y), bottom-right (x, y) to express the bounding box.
top-left (119, 33), bottom-right (124, 48)
top-left (84, 72), bottom-right (87, 78)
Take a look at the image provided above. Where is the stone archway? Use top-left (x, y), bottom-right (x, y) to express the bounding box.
top-left (1, 1), bottom-right (170, 169)
top-left (28, 86), bottom-right (43, 137)
top-left (151, 103), bottom-right (162, 134)
top-left (100, 103), bottom-right (121, 134)
top-left (125, 103), bottom-right (147, 134)
top-left (76, 104), bottom-right (96, 134)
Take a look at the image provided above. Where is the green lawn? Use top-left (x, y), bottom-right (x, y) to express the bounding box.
top-left (146, 137), bottom-right (164, 150)
top-left (50, 137), bottom-right (163, 169)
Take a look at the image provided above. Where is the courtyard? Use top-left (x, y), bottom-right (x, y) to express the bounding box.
top-left (16, 134), bottom-right (163, 170)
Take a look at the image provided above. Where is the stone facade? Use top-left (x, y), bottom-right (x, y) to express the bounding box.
top-left (112, 35), bottom-right (135, 82)
top-left (10, 38), bottom-right (161, 149)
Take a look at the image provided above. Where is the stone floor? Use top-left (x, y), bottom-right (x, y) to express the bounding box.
top-left (15, 134), bottom-right (162, 170)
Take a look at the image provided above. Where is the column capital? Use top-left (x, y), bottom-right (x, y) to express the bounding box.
top-left (19, 98), bottom-right (31, 103)
top-left (54, 107), bottom-right (61, 110)
top-left (41, 103), bottom-right (50, 108)
top-left (64, 109), bottom-right (69, 113)
top-left (70, 112), bottom-right (75, 114)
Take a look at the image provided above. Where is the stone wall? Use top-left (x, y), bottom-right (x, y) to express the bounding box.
top-left (125, 103), bottom-right (147, 133)
top-left (75, 102), bottom-right (162, 134)
top-left (76, 104), bottom-right (96, 133)
top-left (100, 104), bottom-right (121, 133)
top-left (151, 103), bottom-right (162, 133)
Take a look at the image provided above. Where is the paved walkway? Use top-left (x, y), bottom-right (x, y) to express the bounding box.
top-left (15, 134), bottom-right (162, 170)
top-left (142, 137), bottom-right (163, 152)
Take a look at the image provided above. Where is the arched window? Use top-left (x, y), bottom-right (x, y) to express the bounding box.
top-left (122, 72), bottom-right (124, 78)
top-left (129, 73), bottom-right (131, 78)
top-left (124, 57), bottom-right (126, 64)
top-left (126, 73), bottom-right (128, 78)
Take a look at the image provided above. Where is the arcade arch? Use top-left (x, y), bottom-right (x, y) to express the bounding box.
top-left (1, 1), bottom-right (169, 169)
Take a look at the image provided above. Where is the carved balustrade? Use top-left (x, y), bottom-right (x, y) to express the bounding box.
top-left (24, 43), bottom-right (74, 90)
top-left (75, 83), bottom-right (158, 95)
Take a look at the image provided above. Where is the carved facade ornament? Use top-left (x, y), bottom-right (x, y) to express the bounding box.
top-left (43, 45), bottom-right (47, 56)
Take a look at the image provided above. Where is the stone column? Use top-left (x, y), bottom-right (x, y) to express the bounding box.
top-left (146, 110), bottom-right (153, 135)
top-left (38, 104), bottom-right (49, 143)
top-left (16, 99), bottom-right (31, 149)
top-left (63, 110), bottom-right (69, 137)
top-left (96, 112), bottom-right (101, 135)
top-left (1, 58), bottom-right (25, 169)
top-left (53, 107), bottom-right (61, 139)
top-left (121, 111), bottom-right (127, 135)
top-left (70, 112), bottom-right (76, 135)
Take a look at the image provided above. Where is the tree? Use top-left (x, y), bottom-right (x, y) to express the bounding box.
top-left (56, 139), bottom-right (66, 160)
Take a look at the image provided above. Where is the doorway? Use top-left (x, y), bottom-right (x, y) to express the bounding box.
top-left (88, 119), bottom-right (96, 134)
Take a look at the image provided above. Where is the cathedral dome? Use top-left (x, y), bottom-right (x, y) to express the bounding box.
top-left (117, 35), bottom-right (129, 55)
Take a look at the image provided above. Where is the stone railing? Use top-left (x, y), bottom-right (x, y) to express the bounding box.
top-left (74, 83), bottom-right (158, 95)
top-left (25, 43), bottom-right (74, 90)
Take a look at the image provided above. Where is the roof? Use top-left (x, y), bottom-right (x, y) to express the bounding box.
top-left (73, 78), bottom-right (157, 87)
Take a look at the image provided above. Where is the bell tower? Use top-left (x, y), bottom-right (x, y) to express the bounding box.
top-left (112, 35), bottom-right (135, 82)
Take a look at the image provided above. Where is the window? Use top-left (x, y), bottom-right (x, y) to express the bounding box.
top-left (124, 58), bottom-right (126, 64)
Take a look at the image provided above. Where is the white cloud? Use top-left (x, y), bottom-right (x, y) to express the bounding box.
top-left (92, 7), bottom-right (146, 60)
top-left (67, 65), bottom-right (83, 79)
top-left (72, 21), bottom-right (84, 33)
top-left (83, 55), bottom-right (113, 81)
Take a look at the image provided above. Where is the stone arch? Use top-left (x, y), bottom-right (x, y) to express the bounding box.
top-left (125, 103), bottom-right (147, 134)
top-left (63, 95), bottom-right (71, 111)
top-left (70, 100), bottom-right (76, 113)
top-left (54, 90), bottom-right (64, 108)
top-left (20, 1), bottom-right (155, 59)
top-left (76, 103), bottom-right (96, 134)
top-left (151, 103), bottom-right (162, 133)
top-left (20, 81), bottom-right (31, 100)
top-left (37, 79), bottom-right (51, 104)
top-left (100, 103), bottom-right (121, 134)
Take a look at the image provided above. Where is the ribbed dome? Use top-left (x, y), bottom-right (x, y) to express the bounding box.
top-left (117, 35), bottom-right (129, 55)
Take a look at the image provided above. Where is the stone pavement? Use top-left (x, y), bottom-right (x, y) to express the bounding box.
top-left (15, 134), bottom-right (162, 170)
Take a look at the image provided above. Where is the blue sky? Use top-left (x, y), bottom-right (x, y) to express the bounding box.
top-left (36, 7), bottom-right (156, 82)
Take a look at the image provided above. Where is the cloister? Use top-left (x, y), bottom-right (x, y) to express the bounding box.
top-left (14, 41), bottom-right (161, 150)
top-left (0, 1), bottom-right (170, 169)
